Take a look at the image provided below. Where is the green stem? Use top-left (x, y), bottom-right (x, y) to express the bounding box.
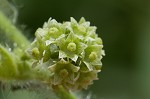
top-left (53, 85), bottom-right (76, 99)
top-left (0, 11), bottom-right (30, 48)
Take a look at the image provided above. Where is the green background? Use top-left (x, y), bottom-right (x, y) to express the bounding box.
top-left (1, 0), bottom-right (150, 99)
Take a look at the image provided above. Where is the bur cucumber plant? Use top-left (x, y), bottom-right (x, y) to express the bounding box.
top-left (0, 3), bottom-right (104, 98)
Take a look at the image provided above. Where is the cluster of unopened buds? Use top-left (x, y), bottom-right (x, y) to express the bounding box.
top-left (28, 17), bottom-right (105, 91)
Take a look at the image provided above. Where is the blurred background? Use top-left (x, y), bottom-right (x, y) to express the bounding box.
top-left (1, 0), bottom-right (150, 99)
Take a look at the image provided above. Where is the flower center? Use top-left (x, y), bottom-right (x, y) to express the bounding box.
top-left (32, 47), bottom-right (39, 57)
top-left (89, 52), bottom-right (97, 61)
top-left (49, 27), bottom-right (59, 34)
top-left (59, 69), bottom-right (68, 79)
top-left (67, 42), bottom-right (76, 52)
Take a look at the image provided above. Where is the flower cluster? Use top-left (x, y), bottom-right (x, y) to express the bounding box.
top-left (27, 17), bottom-right (105, 91)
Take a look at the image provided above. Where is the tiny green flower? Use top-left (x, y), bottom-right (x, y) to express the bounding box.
top-left (48, 59), bottom-right (80, 85)
top-left (27, 17), bottom-right (105, 91)
top-left (57, 32), bottom-right (87, 62)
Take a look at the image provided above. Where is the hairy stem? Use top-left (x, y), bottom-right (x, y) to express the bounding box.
top-left (0, 11), bottom-right (30, 48)
top-left (53, 85), bottom-right (76, 99)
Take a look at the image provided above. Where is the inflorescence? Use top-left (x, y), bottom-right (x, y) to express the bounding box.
top-left (27, 17), bottom-right (105, 91)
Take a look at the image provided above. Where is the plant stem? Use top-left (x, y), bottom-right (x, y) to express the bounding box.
top-left (53, 85), bottom-right (76, 99)
top-left (0, 11), bottom-right (30, 48)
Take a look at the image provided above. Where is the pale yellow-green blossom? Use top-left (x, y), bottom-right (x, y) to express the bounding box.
top-left (27, 17), bottom-right (105, 91)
